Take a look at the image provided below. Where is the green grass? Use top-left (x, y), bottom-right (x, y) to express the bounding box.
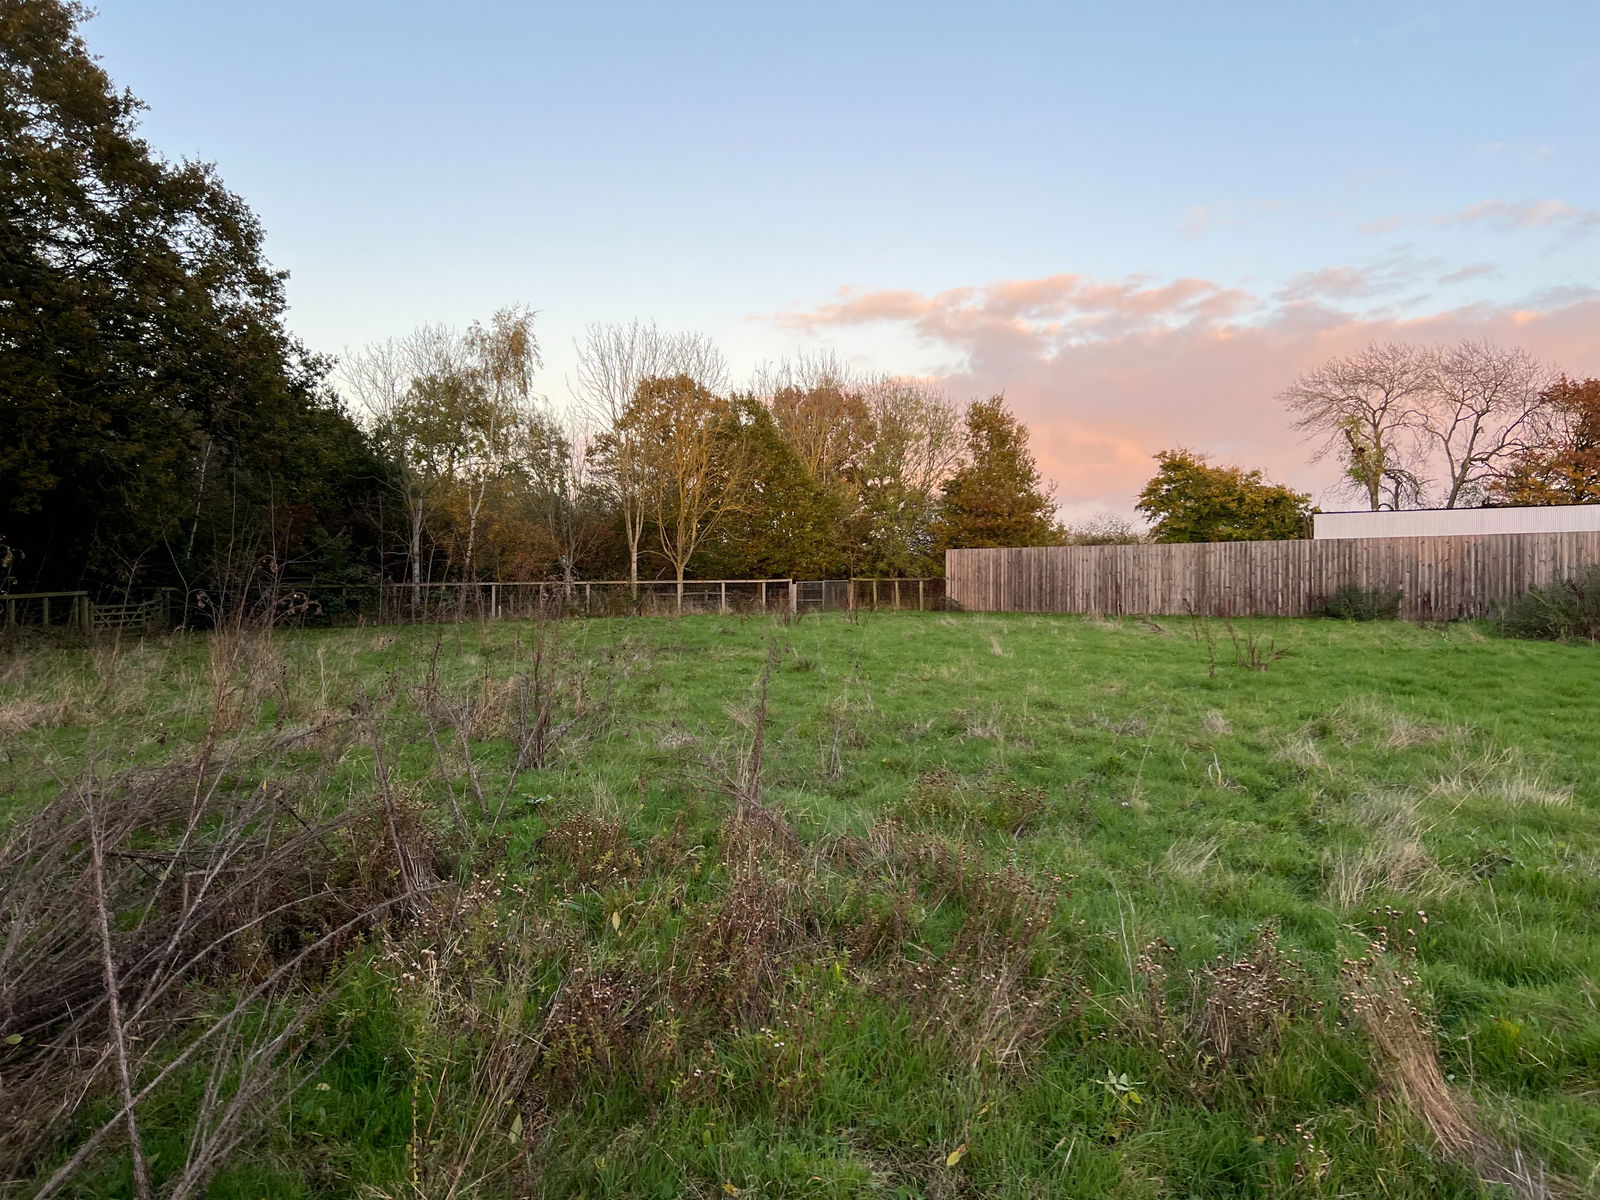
top-left (3, 611), bottom-right (1599, 1198)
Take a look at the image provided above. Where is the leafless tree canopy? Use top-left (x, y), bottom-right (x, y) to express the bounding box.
top-left (1279, 340), bottom-right (1558, 510)
top-left (573, 322), bottom-right (729, 591)
top-left (340, 309), bottom-right (550, 591)
top-left (754, 349), bottom-right (870, 483)
top-left (1423, 341), bottom-right (1556, 508)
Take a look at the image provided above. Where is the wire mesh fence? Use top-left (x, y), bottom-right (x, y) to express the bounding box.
top-left (847, 578), bottom-right (947, 611)
top-left (376, 577), bottom-right (948, 623)
top-left (2, 577), bottom-right (950, 633)
top-left (376, 579), bottom-right (798, 623)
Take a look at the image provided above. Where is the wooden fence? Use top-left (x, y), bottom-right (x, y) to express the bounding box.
top-left (2, 591), bottom-right (92, 630)
top-left (0, 591), bottom-right (175, 634)
top-left (945, 532), bottom-right (1600, 620)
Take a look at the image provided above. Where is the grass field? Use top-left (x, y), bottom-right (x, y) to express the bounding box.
top-left (3, 611), bottom-right (1599, 1198)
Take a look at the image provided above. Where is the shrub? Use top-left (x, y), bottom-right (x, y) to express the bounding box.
top-left (1498, 566), bottom-right (1600, 642)
top-left (1323, 582), bottom-right (1402, 621)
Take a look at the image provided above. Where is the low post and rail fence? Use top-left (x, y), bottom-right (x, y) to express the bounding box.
top-left (378, 579), bottom-right (796, 623)
top-left (0, 578), bottom-right (948, 633)
top-left (945, 531), bottom-right (1600, 620)
top-left (1, 591), bottom-right (92, 631)
top-left (377, 577), bottom-right (947, 623)
top-left (1, 591), bottom-right (171, 634)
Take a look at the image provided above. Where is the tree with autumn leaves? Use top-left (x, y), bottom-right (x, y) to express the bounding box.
top-left (1490, 377), bottom-right (1600, 506)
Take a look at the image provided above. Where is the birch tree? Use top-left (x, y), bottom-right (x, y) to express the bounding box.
top-left (521, 407), bottom-right (610, 592)
top-left (456, 306), bottom-right (541, 579)
top-left (755, 350), bottom-right (871, 485)
top-left (344, 308), bottom-right (540, 594)
top-left (850, 378), bottom-right (966, 574)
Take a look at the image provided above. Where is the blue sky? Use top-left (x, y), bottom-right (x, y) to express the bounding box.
top-left (89, 0), bottom-right (1600, 511)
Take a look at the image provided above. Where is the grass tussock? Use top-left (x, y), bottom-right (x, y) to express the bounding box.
top-left (1324, 791), bottom-right (1460, 910)
top-left (1345, 941), bottom-right (1580, 1200)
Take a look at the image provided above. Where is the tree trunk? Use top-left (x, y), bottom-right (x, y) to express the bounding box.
top-left (463, 486), bottom-right (484, 586)
top-left (409, 504), bottom-right (425, 614)
top-left (624, 503), bottom-right (642, 599)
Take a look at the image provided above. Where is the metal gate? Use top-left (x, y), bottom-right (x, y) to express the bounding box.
top-left (795, 579), bottom-right (850, 612)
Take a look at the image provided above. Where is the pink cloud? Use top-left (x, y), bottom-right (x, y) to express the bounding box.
top-left (1435, 199), bottom-right (1599, 231)
top-left (1436, 263), bottom-right (1499, 285)
top-left (1274, 265), bottom-right (1383, 303)
top-left (777, 273), bottom-right (1253, 359)
top-left (1365, 198), bottom-right (1600, 236)
top-left (774, 273), bottom-right (1600, 515)
top-left (1176, 198), bottom-right (1283, 238)
top-left (1360, 215), bottom-right (1409, 235)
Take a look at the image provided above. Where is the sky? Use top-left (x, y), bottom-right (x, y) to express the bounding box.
top-left (88, 0), bottom-right (1600, 519)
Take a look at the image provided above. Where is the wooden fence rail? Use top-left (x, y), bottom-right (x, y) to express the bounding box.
top-left (2, 591), bottom-right (92, 630)
top-left (946, 532), bottom-right (1600, 620)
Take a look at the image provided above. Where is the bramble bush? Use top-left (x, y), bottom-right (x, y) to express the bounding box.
top-left (1498, 566), bottom-right (1600, 641)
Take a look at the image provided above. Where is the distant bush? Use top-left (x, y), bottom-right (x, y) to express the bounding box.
top-left (1061, 512), bottom-right (1148, 545)
top-left (1498, 566), bottom-right (1600, 642)
top-left (1323, 583), bottom-right (1403, 621)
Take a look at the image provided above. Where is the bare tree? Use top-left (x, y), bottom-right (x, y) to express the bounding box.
top-left (753, 350), bottom-right (871, 484)
top-left (343, 310), bottom-right (541, 600)
top-left (1282, 340), bottom-right (1561, 510)
top-left (521, 405), bottom-right (609, 594)
top-left (850, 377), bottom-right (967, 573)
top-left (1279, 342), bottom-right (1432, 511)
top-left (341, 326), bottom-right (460, 604)
top-left (1420, 340), bottom-right (1556, 508)
top-left (574, 322), bottom-right (726, 594)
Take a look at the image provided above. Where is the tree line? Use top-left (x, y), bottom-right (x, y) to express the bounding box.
top-left (339, 320), bottom-right (1062, 596)
top-left (5, 1), bottom-right (1599, 602)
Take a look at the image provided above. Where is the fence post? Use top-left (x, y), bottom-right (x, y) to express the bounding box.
top-left (759, 580), bottom-right (766, 609)
top-left (918, 579), bottom-right (925, 611)
top-left (788, 581), bottom-right (798, 614)
top-left (720, 580), bottom-right (727, 613)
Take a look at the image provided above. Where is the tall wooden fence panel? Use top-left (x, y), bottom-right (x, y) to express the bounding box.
top-left (945, 532), bottom-right (1600, 619)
